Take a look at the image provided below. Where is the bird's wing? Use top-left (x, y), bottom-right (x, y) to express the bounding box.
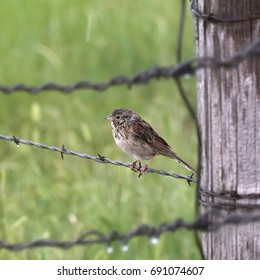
top-left (129, 120), bottom-right (171, 149)
top-left (129, 120), bottom-right (155, 143)
top-left (129, 120), bottom-right (196, 172)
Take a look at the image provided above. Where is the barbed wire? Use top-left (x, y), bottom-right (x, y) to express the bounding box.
top-left (0, 37), bottom-right (260, 95)
top-left (1, 210), bottom-right (259, 252)
top-left (0, 134), bottom-right (198, 183)
top-left (191, 1), bottom-right (260, 23)
top-left (0, 63), bottom-right (194, 94)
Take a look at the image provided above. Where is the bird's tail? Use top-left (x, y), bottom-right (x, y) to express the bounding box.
top-left (168, 152), bottom-right (196, 173)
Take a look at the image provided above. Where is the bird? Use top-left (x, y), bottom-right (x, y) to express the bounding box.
top-left (106, 108), bottom-right (196, 175)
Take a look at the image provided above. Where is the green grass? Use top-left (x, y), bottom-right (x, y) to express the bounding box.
top-left (0, 0), bottom-right (199, 259)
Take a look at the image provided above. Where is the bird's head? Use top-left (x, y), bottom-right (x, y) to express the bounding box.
top-left (106, 108), bottom-right (136, 127)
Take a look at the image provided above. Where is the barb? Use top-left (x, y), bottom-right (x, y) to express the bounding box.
top-left (1, 210), bottom-right (259, 252)
top-left (0, 37), bottom-right (260, 94)
top-left (0, 134), bottom-right (198, 183)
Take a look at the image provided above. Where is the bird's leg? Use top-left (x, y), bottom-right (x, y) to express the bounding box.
top-left (139, 156), bottom-right (155, 176)
top-left (130, 160), bottom-right (139, 171)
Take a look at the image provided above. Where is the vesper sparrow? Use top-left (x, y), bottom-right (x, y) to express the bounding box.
top-left (106, 108), bottom-right (196, 175)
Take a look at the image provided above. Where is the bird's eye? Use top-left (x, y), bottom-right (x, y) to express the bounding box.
top-left (115, 115), bottom-right (120, 119)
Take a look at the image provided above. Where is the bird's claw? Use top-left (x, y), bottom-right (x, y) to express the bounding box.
top-left (130, 160), bottom-right (139, 172)
top-left (138, 164), bottom-right (148, 178)
top-left (130, 161), bottom-right (148, 177)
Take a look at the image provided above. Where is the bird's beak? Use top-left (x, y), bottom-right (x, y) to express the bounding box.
top-left (105, 114), bottom-right (113, 122)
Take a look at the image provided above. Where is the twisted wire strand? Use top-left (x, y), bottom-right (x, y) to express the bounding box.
top-left (190, 1), bottom-right (260, 23)
top-left (0, 37), bottom-right (259, 95)
top-left (1, 210), bottom-right (259, 251)
top-left (0, 134), bottom-right (198, 183)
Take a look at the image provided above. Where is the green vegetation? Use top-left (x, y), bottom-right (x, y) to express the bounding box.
top-left (0, 0), bottom-right (199, 259)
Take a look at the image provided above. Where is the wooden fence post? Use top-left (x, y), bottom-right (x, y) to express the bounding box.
top-left (193, 0), bottom-right (260, 259)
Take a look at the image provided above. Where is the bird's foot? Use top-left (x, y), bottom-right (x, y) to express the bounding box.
top-left (138, 164), bottom-right (148, 178)
top-left (130, 160), bottom-right (139, 172)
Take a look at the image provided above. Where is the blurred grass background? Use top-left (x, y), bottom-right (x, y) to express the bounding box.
top-left (0, 0), bottom-right (199, 259)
